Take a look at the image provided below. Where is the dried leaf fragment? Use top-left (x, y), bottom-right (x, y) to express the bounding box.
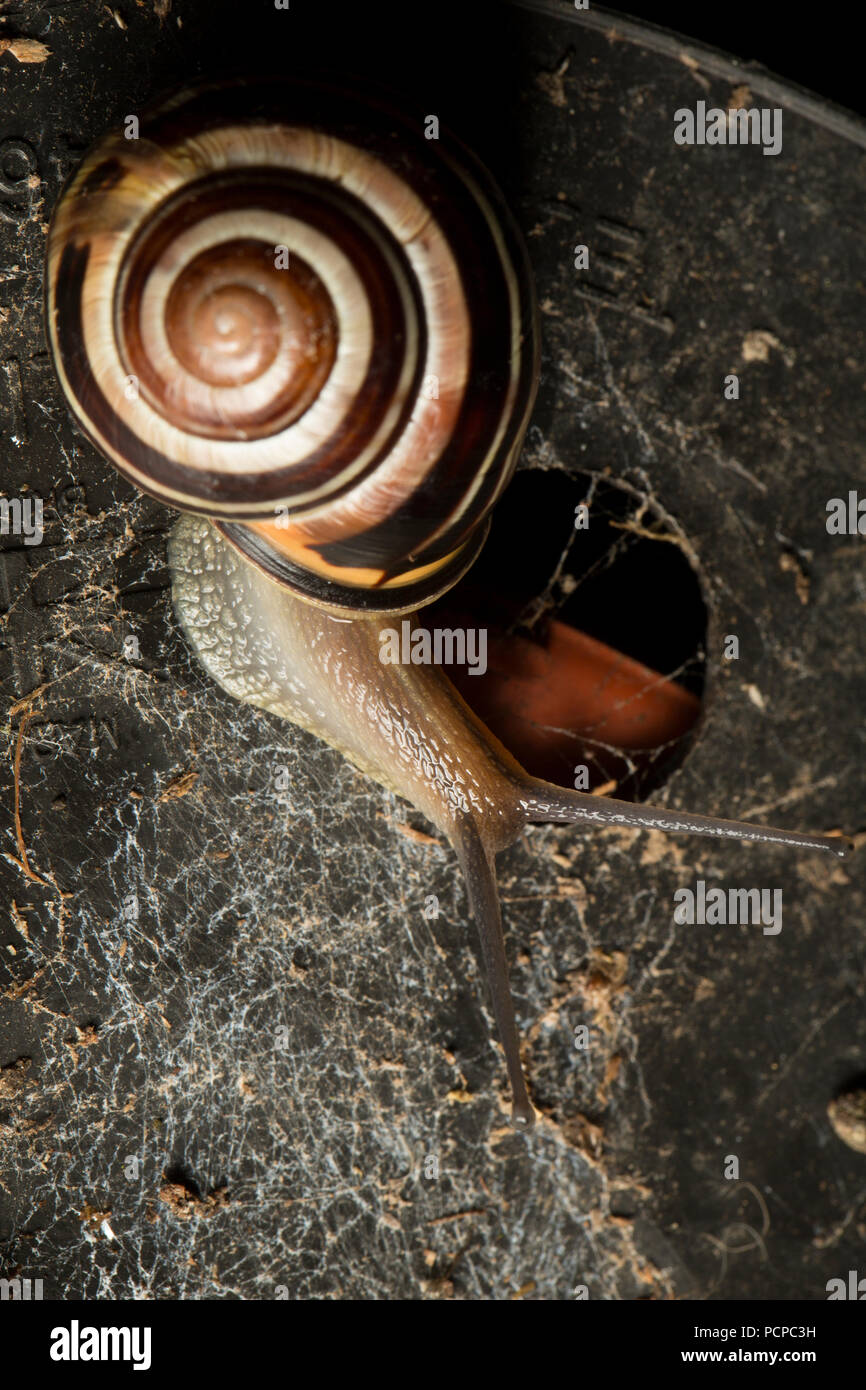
top-left (0, 37), bottom-right (51, 63)
top-left (828, 1089), bottom-right (866, 1154)
top-left (158, 768), bottom-right (198, 801)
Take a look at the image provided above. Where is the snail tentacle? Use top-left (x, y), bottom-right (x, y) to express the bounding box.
top-left (518, 785), bottom-right (852, 859)
top-left (454, 820), bottom-right (536, 1127)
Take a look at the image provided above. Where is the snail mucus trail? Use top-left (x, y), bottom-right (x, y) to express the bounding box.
top-left (45, 79), bottom-right (850, 1129)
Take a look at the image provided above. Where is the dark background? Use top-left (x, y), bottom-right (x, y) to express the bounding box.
top-left (0, 0), bottom-right (864, 1303)
top-left (613, 1), bottom-right (864, 116)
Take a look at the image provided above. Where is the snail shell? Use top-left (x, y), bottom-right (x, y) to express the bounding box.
top-left (45, 77), bottom-right (538, 612)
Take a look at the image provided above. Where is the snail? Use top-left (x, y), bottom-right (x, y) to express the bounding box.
top-left (44, 77), bottom-right (849, 1129)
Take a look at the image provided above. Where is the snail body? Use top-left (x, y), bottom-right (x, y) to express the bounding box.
top-left (169, 516), bottom-right (528, 849)
top-left (45, 79), bottom-right (849, 1128)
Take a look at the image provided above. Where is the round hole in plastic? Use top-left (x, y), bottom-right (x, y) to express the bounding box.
top-left (427, 468), bottom-right (708, 802)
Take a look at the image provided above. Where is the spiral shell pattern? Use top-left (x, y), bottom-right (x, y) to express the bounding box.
top-left (45, 79), bottom-right (538, 610)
